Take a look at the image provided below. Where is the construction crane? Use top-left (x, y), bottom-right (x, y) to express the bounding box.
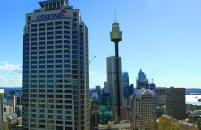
top-left (150, 66), bottom-right (159, 83)
top-left (89, 56), bottom-right (96, 64)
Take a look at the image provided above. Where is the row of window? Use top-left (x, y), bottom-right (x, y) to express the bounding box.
top-left (30, 55), bottom-right (70, 59)
top-left (29, 45), bottom-right (70, 50)
top-left (29, 69), bottom-right (70, 73)
top-left (31, 21), bottom-right (70, 28)
top-left (30, 114), bottom-right (72, 120)
top-left (31, 35), bottom-right (71, 40)
top-left (29, 124), bottom-right (72, 130)
top-left (23, 85), bottom-right (73, 89)
top-left (24, 64), bottom-right (71, 69)
top-left (31, 31), bottom-right (71, 36)
top-left (29, 95), bottom-right (72, 99)
top-left (30, 89), bottom-right (72, 93)
top-left (31, 26), bottom-right (70, 32)
top-left (29, 79), bottom-right (71, 83)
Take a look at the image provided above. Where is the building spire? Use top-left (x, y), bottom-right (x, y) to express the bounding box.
top-left (114, 10), bottom-right (117, 23)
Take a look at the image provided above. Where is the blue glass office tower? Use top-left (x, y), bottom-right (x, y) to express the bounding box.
top-left (122, 72), bottom-right (134, 99)
top-left (22, 0), bottom-right (90, 129)
top-left (122, 72), bottom-right (129, 98)
top-left (136, 69), bottom-right (149, 89)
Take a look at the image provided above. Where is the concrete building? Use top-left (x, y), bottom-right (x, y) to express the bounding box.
top-left (166, 87), bottom-right (186, 120)
top-left (103, 82), bottom-right (109, 94)
top-left (0, 89), bottom-right (4, 130)
top-left (155, 87), bottom-right (166, 106)
top-left (90, 101), bottom-right (99, 130)
top-left (22, 0), bottom-right (90, 129)
top-left (130, 89), bottom-right (156, 130)
top-left (7, 95), bottom-right (17, 113)
top-left (106, 56), bottom-right (123, 120)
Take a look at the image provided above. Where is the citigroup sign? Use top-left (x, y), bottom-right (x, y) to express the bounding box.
top-left (37, 10), bottom-right (66, 20)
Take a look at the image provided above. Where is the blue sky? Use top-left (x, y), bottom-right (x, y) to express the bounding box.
top-left (0, 0), bottom-right (201, 88)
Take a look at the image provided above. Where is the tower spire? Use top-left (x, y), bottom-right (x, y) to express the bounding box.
top-left (115, 10), bottom-right (117, 23)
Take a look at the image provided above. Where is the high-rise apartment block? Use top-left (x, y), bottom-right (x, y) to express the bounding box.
top-left (106, 56), bottom-right (123, 120)
top-left (22, 0), bottom-right (90, 129)
top-left (130, 89), bottom-right (156, 130)
top-left (0, 89), bottom-right (4, 130)
top-left (166, 87), bottom-right (186, 120)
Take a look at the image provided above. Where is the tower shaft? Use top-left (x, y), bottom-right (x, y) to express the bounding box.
top-left (115, 42), bottom-right (121, 121)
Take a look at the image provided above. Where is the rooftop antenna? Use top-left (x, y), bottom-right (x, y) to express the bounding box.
top-left (114, 10), bottom-right (117, 23)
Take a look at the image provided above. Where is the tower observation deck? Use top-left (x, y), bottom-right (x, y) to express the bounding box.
top-left (110, 22), bottom-right (122, 121)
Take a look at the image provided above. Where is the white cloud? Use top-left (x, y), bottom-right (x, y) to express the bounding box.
top-left (0, 61), bottom-right (22, 87)
top-left (0, 74), bottom-right (22, 87)
top-left (0, 74), bottom-right (7, 81)
top-left (89, 72), bottom-right (106, 88)
top-left (0, 62), bottom-right (22, 73)
top-left (94, 74), bottom-right (106, 81)
top-left (89, 71), bottom-right (98, 76)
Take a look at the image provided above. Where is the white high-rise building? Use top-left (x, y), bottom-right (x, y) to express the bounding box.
top-left (106, 56), bottom-right (123, 120)
top-left (0, 89), bottom-right (4, 130)
top-left (22, 0), bottom-right (90, 129)
top-left (130, 89), bottom-right (156, 130)
top-left (7, 95), bottom-right (17, 113)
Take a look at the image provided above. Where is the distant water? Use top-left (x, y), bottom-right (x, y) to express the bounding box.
top-left (186, 95), bottom-right (201, 106)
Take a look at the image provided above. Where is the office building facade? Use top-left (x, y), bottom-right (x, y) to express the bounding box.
top-left (166, 87), bottom-right (186, 120)
top-left (136, 69), bottom-right (149, 89)
top-left (122, 72), bottom-right (129, 99)
top-left (131, 89), bottom-right (156, 130)
top-left (22, 0), bottom-right (90, 129)
top-left (106, 56), bottom-right (123, 120)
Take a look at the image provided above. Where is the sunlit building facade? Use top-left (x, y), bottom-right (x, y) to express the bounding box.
top-left (131, 89), bottom-right (156, 130)
top-left (22, 0), bottom-right (90, 129)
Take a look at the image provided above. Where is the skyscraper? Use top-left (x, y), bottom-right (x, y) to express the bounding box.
top-left (130, 89), bottom-right (156, 130)
top-left (122, 72), bottom-right (129, 98)
top-left (0, 89), bottom-right (4, 130)
top-left (166, 87), bottom-right (186, 120)
top-left (122, 72), bottom-right (134, 99)
top-left (22, 0), bottom-right (90, 129)
top-left (136, 69), bottom-right (149, 89)
top-left (106, 56), bottom-right (123, 120)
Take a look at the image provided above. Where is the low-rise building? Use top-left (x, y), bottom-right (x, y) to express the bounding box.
top-left (98, 122), bottom-right (130, 130)
top-left (157, 115), bottom-right (199, 130)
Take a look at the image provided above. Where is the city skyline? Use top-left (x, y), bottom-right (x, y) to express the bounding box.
top-left (1, 0), bottom-right (201, 88)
